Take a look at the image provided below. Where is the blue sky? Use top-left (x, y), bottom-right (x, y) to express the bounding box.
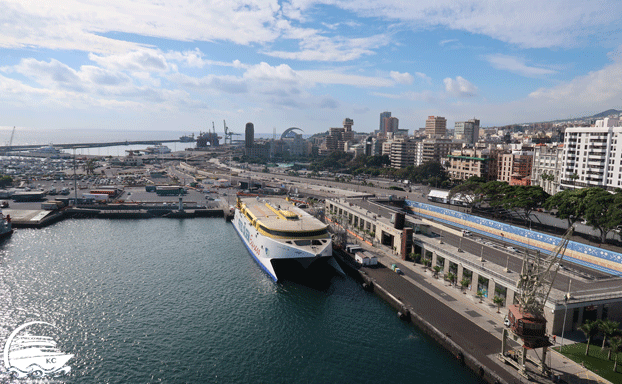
top-left (1, 0), bottom-right (621, 137)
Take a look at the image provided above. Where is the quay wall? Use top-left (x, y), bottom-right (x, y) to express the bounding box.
top-left (335, 249), bottom-right (508, 384)
top-left (405, 200), bottom-right (622, 276)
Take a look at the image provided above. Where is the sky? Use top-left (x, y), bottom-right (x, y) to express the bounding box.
top-left (1, 0), bottom-right (622, 138)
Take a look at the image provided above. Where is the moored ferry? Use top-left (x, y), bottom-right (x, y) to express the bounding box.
top-left (232, 196), bottom-right (340, 281)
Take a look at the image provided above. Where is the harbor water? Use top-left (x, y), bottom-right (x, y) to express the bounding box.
top-left (0, 218), bottom-right (483, 383)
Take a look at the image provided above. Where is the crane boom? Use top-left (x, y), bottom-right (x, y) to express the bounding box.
top-left (515, 225), bottom-right (574, 317)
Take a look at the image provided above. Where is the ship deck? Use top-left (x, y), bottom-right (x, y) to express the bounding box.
top-left (239, 197), bottom-right (326, 233)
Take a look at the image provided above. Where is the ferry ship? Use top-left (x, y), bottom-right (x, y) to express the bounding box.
top-left (232, 196), bottom-right (341, 281)
top-left (145, 144), bottom-right (172, 154)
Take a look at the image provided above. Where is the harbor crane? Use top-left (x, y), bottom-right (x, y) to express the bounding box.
top-left (223, 120), bottom-right (241, 145)
top-left (499, 225), bottom-right (574, 379)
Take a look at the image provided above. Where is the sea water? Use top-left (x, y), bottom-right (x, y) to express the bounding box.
top-left (0, 218), bottom-right (482, 383)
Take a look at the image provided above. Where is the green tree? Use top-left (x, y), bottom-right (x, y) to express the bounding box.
top-left (0, 175), bottom-right (13, 188)
top-left (545, 188), bottom-right (587, 228)
top-left (432, 265), bottom-right (441, 278)
top-left (446, 272), bottom-right (456, 286)
top-left (501, 185), bottom-right (549, 225)
top-left (600, 320), bottom-right (620, 351)
top-left (449, 177), bottom-right (484, 213)
top-left (460, 278), bottom-right (470, 292)
top-left (579, 320), bottom-right (600, 356)
top-left (583, 188), bottom-right (621, 244)
top-left (493, 296), bottom-right (505, 313)
top-left (478, 181), bottom-right (510, 214)
top-left (476, 290), bottom-right (484, 303)
top-left (609, 337), bottom-right (622, 369)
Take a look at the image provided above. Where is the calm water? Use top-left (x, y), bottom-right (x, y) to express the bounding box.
top-left (0, 219), bottom-right (482, 383)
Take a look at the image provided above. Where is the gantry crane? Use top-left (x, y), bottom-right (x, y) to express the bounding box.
top-left (223, 120), bottom-right (241, 145)
top-left (499, 225), bottom-right (574, 379)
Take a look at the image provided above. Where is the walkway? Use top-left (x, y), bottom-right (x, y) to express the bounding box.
top-left (348, 237), bottom-right (612, 384)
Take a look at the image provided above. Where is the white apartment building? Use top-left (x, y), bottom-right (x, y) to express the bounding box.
top-left (561, 119), bottom-right (622, 190)
top-left (531, 144), bottom-right (564, 195)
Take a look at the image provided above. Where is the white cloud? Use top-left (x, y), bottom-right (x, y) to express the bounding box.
top-left (297, 70), bottom-right (394, 87)
top-left (311, 0), bottom-right (622, 49)
top-left (244, 62), bottom-right (301, 83)
top-left (528, 61), bottom-right (622, 104)
top-left (0, 0), bottom-right (283, 54)
top-left (415, 72), bottom-right (432, 84)
top-left (88, 51), bottom-right (168, 72)
top-left (371, 90), bottom-right (435, 102)
top-left (485, 54), bottom-right (557, 77)
top-left (443, 76), bottom-right (478, 97)
top-left (165, 49), bottom-right (207, 68)
top-left (390, 71), bottom-right (414, 84)
top-left (439, 39), bottom-right (458, 46)
top-left (262, 29), bottom-right (390, 61)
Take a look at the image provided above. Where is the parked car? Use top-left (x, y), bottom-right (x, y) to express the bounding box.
top-left (507, 246), bottom-right (519, 253)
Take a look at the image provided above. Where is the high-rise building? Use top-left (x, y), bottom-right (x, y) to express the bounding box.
top-left (390, 137), bottom-right (417, 168)
top-left (419, 138), bottom-right (459, 165)
top-left (454, 118), bottom-right (480, 145)
top-left (379, 111), bottom-right (391, 132)
top-left (425, 116), bottom-right (447, 138)
top-left (382, 116), bottom-right (399, 134)
top-left (245, 122), bottom-right (254, 148)
top-left (561, 119), bottom-right (622, 190)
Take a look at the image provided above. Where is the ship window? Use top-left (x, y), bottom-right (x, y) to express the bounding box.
top-left (258, 224), bottom-right (328, 238)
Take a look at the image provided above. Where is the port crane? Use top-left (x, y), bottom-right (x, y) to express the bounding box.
top-left (223, 120), bottom-right (241, 145)
top-left (499, 226), bottom-right (574, 379)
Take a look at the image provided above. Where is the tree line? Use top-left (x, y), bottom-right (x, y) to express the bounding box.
top-left (449, 177), bottom-right (622, 244)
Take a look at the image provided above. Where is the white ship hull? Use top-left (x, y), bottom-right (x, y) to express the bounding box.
top-left (232, 208), bottom-right (335, 281)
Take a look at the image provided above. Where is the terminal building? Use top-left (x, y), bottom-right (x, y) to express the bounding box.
top-left (326, 197), bottom-right (622, 336)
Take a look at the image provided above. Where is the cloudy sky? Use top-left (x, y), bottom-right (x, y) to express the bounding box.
top-left (1, 0), bottom-right (622, 137)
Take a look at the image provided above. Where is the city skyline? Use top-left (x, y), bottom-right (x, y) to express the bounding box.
top-left (1, 1), bottom-right (621, 136)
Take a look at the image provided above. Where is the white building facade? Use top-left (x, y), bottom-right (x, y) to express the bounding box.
top-left (561, 121), bottom-right (622, 190)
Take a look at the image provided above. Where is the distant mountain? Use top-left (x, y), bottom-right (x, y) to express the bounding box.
top-left (591, 109), bottom-right (622, 119)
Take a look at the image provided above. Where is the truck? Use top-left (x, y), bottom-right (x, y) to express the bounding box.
top-left (390, 264), bottom-right (403, 274)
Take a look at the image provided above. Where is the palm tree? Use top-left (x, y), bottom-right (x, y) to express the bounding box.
top-left (599, 320), bottom-right (620, 351)
top-left (493, 296), bottom-right (505, 313)
top-left (609, 337), bottom-right (622, 370)
top-left (579, 320), bottom-right (600, 356)
top-left (432, 266), bottom-right (441, 278)
top-left (476, 290), bottom-right (484, 303)
top-left (460, 278), bottom-right (470, 292)
top-left (446, 272), bottom-right (456, 286)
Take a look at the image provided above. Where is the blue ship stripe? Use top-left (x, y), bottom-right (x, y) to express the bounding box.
top-left (232, 220), bottom-right (278, 282)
